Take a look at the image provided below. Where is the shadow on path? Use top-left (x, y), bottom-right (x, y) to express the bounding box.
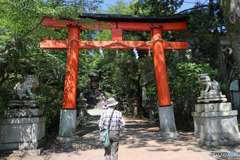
top-left (5, 105), bottom-right (240, 160)
top-left (41, 109), bottom-right (240, 158)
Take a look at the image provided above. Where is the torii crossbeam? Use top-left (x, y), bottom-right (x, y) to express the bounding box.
top-left (40, 13), bottom-right (188, 140)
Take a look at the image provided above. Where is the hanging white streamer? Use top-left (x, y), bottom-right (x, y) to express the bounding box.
top-left (99, 47), bottom-right (104, 59)
top-left (133, 47), bottom-right (139, 59)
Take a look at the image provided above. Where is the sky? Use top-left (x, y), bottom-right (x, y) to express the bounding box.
top-left (100, 0), bottom-right (209, 13)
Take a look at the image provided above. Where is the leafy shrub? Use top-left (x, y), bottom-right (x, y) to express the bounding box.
top-left (36, 83), bottom-right (63, 136)
top-left (0, 80), bottom-right (14, 132)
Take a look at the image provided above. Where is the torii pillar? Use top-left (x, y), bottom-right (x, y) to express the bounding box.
top-left (57, 26), bottom-right (80, 142)
top-left (152, 28), bottom-right (179, 137)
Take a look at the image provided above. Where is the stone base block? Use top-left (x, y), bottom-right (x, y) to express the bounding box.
top-left (195, 102), bottom-right (232, 112)
top-left (59, 109), bottom-right (77, 137)
top-left (158, 106), bottom-right (178, 137)
top-left (0, 117), bottom-right (46, 151)
top-left (12, 148), bottom-right (43, 156)
top-left (4, 108), bottom-right (43, 118)
top-left (57, 135), bottom-right (79, 143)
top-left (0, 137), bottom-right (45, 151)
top-left (192, 107), bottom-right (240, 146)
top-left (192, 137), bottom-right (240, 146)
top-left (1, 148), bottom-right (43, 156)
top-left (8, 100), bottom-right (39, 108)
top-left (158, 131), bottom-right (180, 138)
top-left (193, 115), bottom-right (240, 140)
top-left (192, 110), bottom-right (238, 117)
top-left (197, 91), bottom-right (227, 103)
top-left (194, 131), bottom-right (240, 141)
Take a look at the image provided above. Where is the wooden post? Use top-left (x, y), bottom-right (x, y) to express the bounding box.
top-left (62, 26), bottom-right (80, 109)
top-left (58, 26), bottom-right (80, 142)
top-left (152, 28), bottom-right (179, 137)
top-left (152, 28), bottom-right (171, 107)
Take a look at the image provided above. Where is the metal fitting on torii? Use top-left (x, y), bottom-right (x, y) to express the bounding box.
top-left (150, 25), bottom-right (164, 28)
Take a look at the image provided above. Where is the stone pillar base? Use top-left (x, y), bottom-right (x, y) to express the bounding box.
top-left (58, 109), bottom-right (77, 141)
top-left (192, 102), bottom-right (240, 146)
top-left (0, 116), bottom-right (46, 151)
top-left (13, 148), bottom-right (43, 156)
top-left (57, 135), bottom-right (79, 143)
top-left (0, 138), bottom-right (45, 151)
top-left (158, 131), bottom-right (180, 138)
top-left (192, 137), bottom-right (240, 146)
top-left (158, 106), bottom-right (179, 138)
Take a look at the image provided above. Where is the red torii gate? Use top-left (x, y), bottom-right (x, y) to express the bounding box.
top-left (40, 13), bottom-right (188, 139)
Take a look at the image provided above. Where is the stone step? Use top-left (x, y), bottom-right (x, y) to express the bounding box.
top-left (195, 102), bottom-right (232, 112)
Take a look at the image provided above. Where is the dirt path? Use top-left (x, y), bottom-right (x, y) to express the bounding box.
top-left (6, 105), bottom-right (240, 160)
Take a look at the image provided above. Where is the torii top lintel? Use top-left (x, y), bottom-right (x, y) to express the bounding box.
top-left (42, 13), bottom-right (187, 31)
top-left (40, 13), bottom-right (188, 50)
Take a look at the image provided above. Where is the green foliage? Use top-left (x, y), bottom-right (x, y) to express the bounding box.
top-left (35, 83), bottom-right (63, 135)
top-left (190, 36), bottom-right (219, 66)
top-left (107, 0), bottom-right (134, 15)
top-left (169, 62), bottom-right (218, 114)
top-left (186, 1), bottom-right (225, 35)
top-left (0, 79), bottom-right (15, 132)
top-left (0, 0), bottom-right (103, 84)
top-left (0, 0), bottom-right (103, 136)
top-left (167, 61), bottom-right (218, 130)
top-left (133, 0), bottom-right (184, 16)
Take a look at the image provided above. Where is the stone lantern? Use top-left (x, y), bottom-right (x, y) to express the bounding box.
top-left (146, 97), bottom-right (156, 122)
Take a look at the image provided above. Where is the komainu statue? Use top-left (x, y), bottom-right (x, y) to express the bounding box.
top-left (198, 73), bottom-right (220, 95)
top-left (14, 75), bottom-right (39, 99)
top-left (197, 73), bottom-right (227, 103)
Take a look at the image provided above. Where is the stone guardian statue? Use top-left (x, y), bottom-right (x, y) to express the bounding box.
top-left (13, 75), bottom-right (39, 99)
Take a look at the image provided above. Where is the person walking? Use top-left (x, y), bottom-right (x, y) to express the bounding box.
top-left (99, 97), bottom-right (125, 160)
top-left (102, 98), bottom-right (107, 110)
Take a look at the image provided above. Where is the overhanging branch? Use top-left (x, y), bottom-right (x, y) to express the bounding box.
top-left (177, 5), bottom-right (209, 14)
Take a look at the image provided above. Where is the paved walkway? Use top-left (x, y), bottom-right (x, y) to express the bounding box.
top-left (6, 102), bottom-right (240, 160)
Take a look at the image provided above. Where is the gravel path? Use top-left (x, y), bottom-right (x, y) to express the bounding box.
top-left (6, 100), bottom-right (240, 160)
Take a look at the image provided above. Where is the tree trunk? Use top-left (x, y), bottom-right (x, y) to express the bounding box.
top-left (216, 36), bottom-right (232, 100)
top-left (220, 0), bottom-right (240, 73)
top-left (229, 31), bottom-right (240, 74)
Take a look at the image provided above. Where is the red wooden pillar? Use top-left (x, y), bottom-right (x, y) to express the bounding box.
top-left (62, 26), bottom-right (80, 109)
top-left (152, 28), bottom-right (171, 107)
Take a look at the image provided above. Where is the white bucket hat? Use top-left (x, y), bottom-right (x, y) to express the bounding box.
top-left (107, 97), bottom-right (118, 107)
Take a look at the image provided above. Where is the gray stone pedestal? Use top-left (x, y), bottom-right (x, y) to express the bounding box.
top-left (0, 100), bottom-right (46, 151)
top-left (158, 106), bottom-right (180, 138)
top-left (57, 109), bottom-right (79, 142)
top-left (192, 102), bottom-right (240, 146)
